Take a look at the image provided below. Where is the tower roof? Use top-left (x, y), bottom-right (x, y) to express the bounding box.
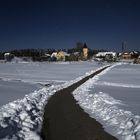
top-left (83, 43), bottom-right (88, 48)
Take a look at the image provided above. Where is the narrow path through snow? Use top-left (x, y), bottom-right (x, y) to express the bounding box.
top-left (41, 66), bottom-right (117, 140)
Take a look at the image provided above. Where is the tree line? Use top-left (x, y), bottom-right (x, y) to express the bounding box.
top-left (0, 42), bottom-right (107, 61)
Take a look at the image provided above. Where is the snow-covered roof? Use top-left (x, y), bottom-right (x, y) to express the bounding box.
top-left (4, 53), bottom-right (11, 56)
top-left (96, 52), bottom-right (116, 57)
top-left (118, 53), bottom-right (122, 56)
top-left (123, 52), bottom-right (130, 55)
top-left (45, 53), bottom-right (51, 57)
top-left (51, 52), bottom-right (57, 57)
top-left (130, 51), bottom-right (139, 55)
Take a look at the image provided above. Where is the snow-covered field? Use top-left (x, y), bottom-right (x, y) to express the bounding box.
top-left (0, 61), bottom-right (105, 139)
top-left (0, 80), bottom-right (40, 107)
top-left (0, 61), bottom-right (102, 106)
top-left (0, 61), bottom-right (140, 140)
top-left (0, 61), bottom-right (102, 84)
top-left (73, 63), bottom-right (140, 140)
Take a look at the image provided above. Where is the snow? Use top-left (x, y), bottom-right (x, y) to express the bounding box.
top-left (93, 63), bottom-right (140, 115)
top-left (0, 87), bottom-right (55, 140)
top-left (0, 61), bottom-right (106, 139)
top-left (73, 63), bottom-right (140, 140)
top-left (0, 80), bottom-right (41, 107)
top-left (0, 61), bottom-right (102, 84)
top-left (0, 61), bottom-right (103, 106)
top-left (95, 51), bottom-right (117, 57)
top-left (1, 61), bottom-right (140, 140)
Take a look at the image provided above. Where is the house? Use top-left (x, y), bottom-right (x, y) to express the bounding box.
top-left (121, 52), bottom-right (132, 59)
top-left (121, 51), bottom-right (139, 59)
top-left (56, 51), bottom-right (70, 61)
top-left (56, 51), bottom-right (65, 61)
top-left (95, 52), bottom-right (117, 61)
top-left (67, 52), bottom-right (80, 61)
top-left (4, 53), bottom-right (14, 61)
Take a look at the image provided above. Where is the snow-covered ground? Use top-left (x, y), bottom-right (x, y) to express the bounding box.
top-left (73, 63), bottom-right (140, 140)
top-left (0, 61), bottom-right (103, 106)
top-left (93, 63), bottom-right (140, 116)
top-left (0, 80), bottom-right (41, 107)
top-left (0, 61), bottom-right (103, 84)
top-left (1, 61), bottom-right (140, 140)
top-left (0, 61), bottom-right (105, 139)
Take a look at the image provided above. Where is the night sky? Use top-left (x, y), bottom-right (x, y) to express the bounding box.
top-left (0, 0), bottom-right (140, 52)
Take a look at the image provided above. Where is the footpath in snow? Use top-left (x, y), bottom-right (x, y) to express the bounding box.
top-left (41, 65), bottom-right (117, 140)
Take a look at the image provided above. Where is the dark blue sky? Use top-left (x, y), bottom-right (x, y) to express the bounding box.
top-left (0, 0), bottom-right (140, 52)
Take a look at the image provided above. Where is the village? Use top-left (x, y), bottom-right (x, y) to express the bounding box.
top-left (0, 42), bottom-right (140, 64)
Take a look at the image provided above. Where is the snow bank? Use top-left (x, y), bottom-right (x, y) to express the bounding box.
top-left (73, 63), bottom-right (140, 140)
top-left (0, 87), bottom-right (54, 139)
top-left (0, 64), bottom-right (109, 139)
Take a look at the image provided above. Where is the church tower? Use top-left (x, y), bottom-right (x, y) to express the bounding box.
top-left (82, 43), bottom-right (88, 59)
